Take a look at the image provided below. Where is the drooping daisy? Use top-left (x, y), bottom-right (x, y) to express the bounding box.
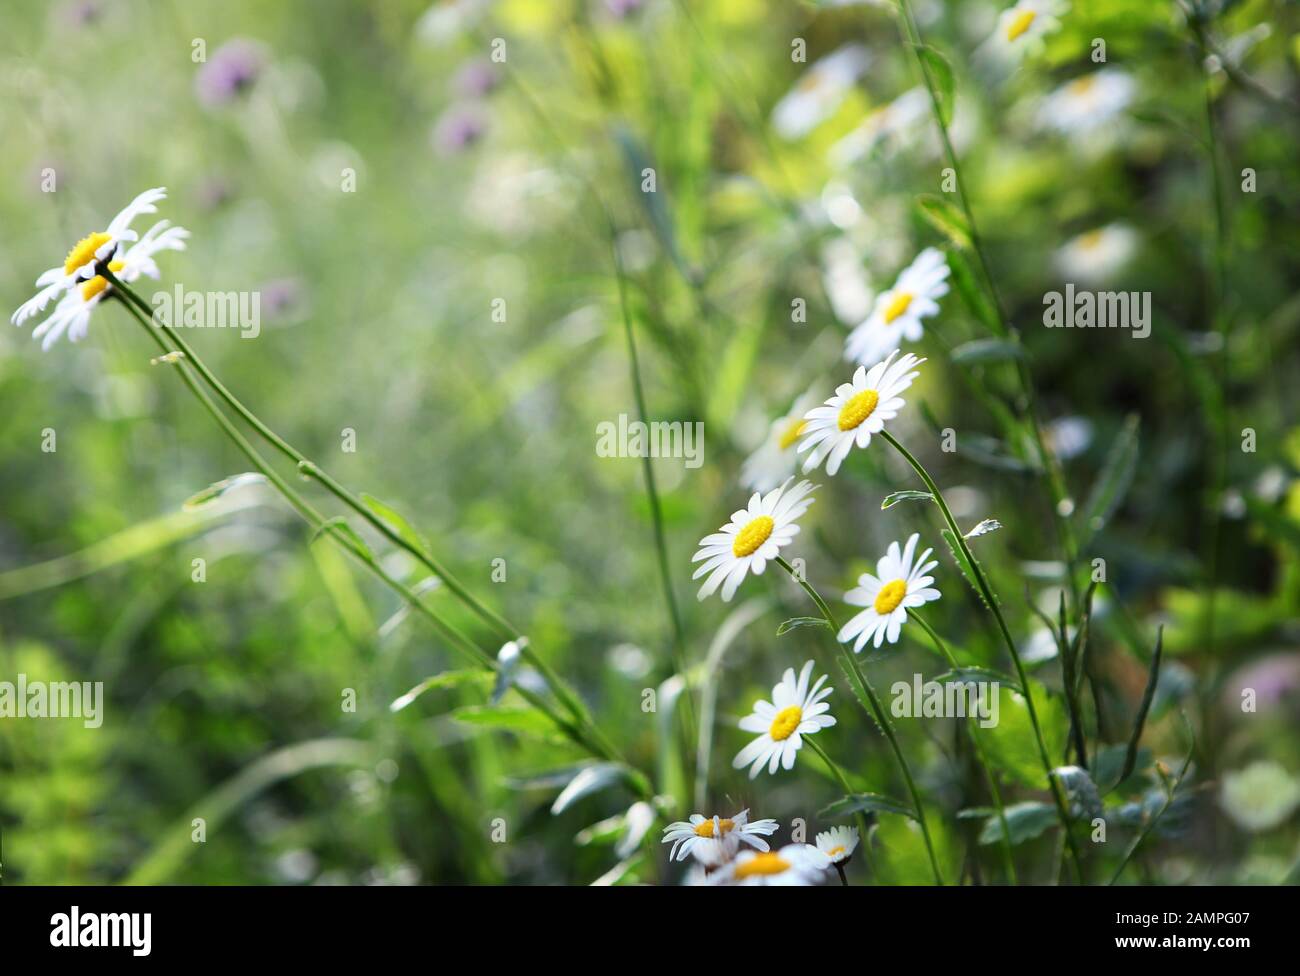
top-left (772, 44), bottom-right (870, 140)
top-left (19, 220), bottom-right (189, 350)
top-left (798, 351), bottom-right (925, 476)
top-left (661, 809), bottom-right (779, 864)
top-left (733, 660), bottom-right (835, 778)
top-left (740, 392), bottom-right (821, 493)
top-left (12, 187), bottom-right (168, 329)
top-left (814, 824), bottom-right (860, 866)
top-left (844, 248), bottom-right (949, 366)
top-left (710, 844), bottom-right (831, 886)
top-left (981, 0), bottom-right (1068, 67)
top-left (1038, 69), bottom-right (1134, 138)
top-left (1054, 224), bottom-right (1138, 285)
top-left (692, 478), bottom-right (816, 602)
top-left (838, 533), bottom-right (941, 652)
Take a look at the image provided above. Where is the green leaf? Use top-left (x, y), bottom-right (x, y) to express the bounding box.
top-left (941, 528), bottom-right (994, 610)
top-left (776, 616), bottom-right (831, 636)
top-left (182, 472), bottom-right (267, 510)
top-left (915, 45), bottom-right (954, 127)
top-left (551, 762), bottom-right (630, 815)
top-left (980, 682), bottom-right (1069, 787)
top-left (452, 704), bottom-right (561, 740)
top-left (1079, 414), bottom-right (1140, 543)
top-left (935, 666), bottom-right (1021, 695)
top-left (946, 249), bottom-right (1000, 333)
top-left (361, 492), bottom-right (432, 554)
top-left (390, 669), bottom-right (490, 712)
top-left (976, 802), bottom-right (1057, 846)
top-left (1117, 626), bottom-right (1163, 788)
top-left (881, 489), bottom-right (934, 510)
top-left (311, 517), bottom-right (373, 560)
top-left (915, 194), bottom-right (971, 250)
top-left (820, 792), bottom-right (917, 821)
top-left (950, 338), bottom-right (1025, 365)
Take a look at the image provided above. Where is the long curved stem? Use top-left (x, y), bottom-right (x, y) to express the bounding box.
top-left (908, 609), bottom-right (1018, 885)
top-left (108, 285), bottom-right (637, 784)
top-left (775, 556), bottom-right (945, 885)
top-left (881, 430), bottom-right (1084, 881)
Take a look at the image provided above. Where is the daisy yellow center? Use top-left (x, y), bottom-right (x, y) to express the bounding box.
top-left (735, 852), bottom-right (790, 878)
top-left (732, 515), bottom-right (774, 558)
top-left (874, 578), bottom-right (907, 614)
top-left (837, 389), bottom-right (879, 431)
top-left (1006, 9), bottom-right (1036, 42)
top-left (883, 291), bottom-right (914, 324)
top-left (693, 818), bottom-right (736, 838)
top-left (65, 231), bottom-right (112, 275)
top-left (769, 705), bottom-right (803, 741)
top-left (826, 845), bottom-right (846, 858)
top-left (79, 259), bottom-right (126, 302)
top-left (1068, 76), bottom-right (1097, 97)
top-left (777, 418), bottom-right (808, 451)
top-left (1078, 229), bottom-right (1105, 250)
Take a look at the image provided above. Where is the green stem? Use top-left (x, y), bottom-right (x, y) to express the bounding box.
top-left (804, 734), bottom-right (874, 880)
top-left (109, 287), bottom-right (637, 785)
top-left (776, 556), bottom-right (945, 885)
top-left (881, 430), bottom-right (1084, 882)
top-left (894, 0), bottom-right (1081, 615)
top-left (908, 609), bottom-right (1018, 885)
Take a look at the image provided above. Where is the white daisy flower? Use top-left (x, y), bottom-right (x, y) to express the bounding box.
top-left (844, 247), bottom-right (949, 366)
top-left (1054, 224), bottom-right (1138, 285)
top-left (740, 392), bottom-right (821, 494)
top-left (19, 221), bottom-right (189, 351)
top-left (733, 660), bottom-right (836, 778)
top-left (772, 44), bottom-right (870, 140)
top-left (838, 533), bottom-right (941, 652)
top-left (692, 478), bottom-right (817, 602)
top-left (981, 0), bottom-right (1068, 66)
top-left (831, 87), bottom-right (931, 166)
top-left (1038, 69), bottom-right (1134, 138)
top-left (798, 350), bottom-right (925, 477)
top-left (814, 824), bottom-right (860, 865)
top-left (661, 809), bottom-right (779, 864)
top-left (710, 843), bottom-right (830, 886)
top-left (11, 187), bottom-right (168, 329)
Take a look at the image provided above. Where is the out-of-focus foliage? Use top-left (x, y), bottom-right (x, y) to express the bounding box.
top-left (0, 0), bottom-right (1297, 885)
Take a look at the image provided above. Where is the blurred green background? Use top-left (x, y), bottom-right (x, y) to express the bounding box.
top-left (1, 0), bottom-right (1298, 885)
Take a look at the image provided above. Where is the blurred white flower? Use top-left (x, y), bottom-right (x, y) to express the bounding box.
top-left (710, 844), bottom-right (831, 885)
top-left (692, 478), bottom-right (816, 602)
top-left (1220, 760), bottom-right (1300, 833)
top-left (814, 824), bottom-right (860, 865)
top-left (981, 0), bottom-right (1068, 67)
top-left (772, 44), bottom-right (870, 140)
top-left (831, 87), bottom-right (931, 166)
top-left (1054, 224), bottom-right (1138, 285)
top-left (661, 809), bottom-right (779, 864)
top-left (845, 247), bottom-right (949, 366)
top-left (15, 214), bottom-right (188, 351)
top-left (1039, 69), bottom-right (1134, 139)
top-left (821, 236), bottom-right (874, 325)
top-left (733, 660), bottom-right (836, 779)
top-left (838, 533), bottom-right (941, 651)
top-left (740, 390), bottom-right (821, 493)
top-left (799, 351), bottom-right (925, 477)
top-left (417, 0), bottom-right (491, 45)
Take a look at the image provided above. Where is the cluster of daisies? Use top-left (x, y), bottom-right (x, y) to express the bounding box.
top-left (661, 806), bottom-right (860, 886)
top-left (12, 188), bottom-right (189, 350)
